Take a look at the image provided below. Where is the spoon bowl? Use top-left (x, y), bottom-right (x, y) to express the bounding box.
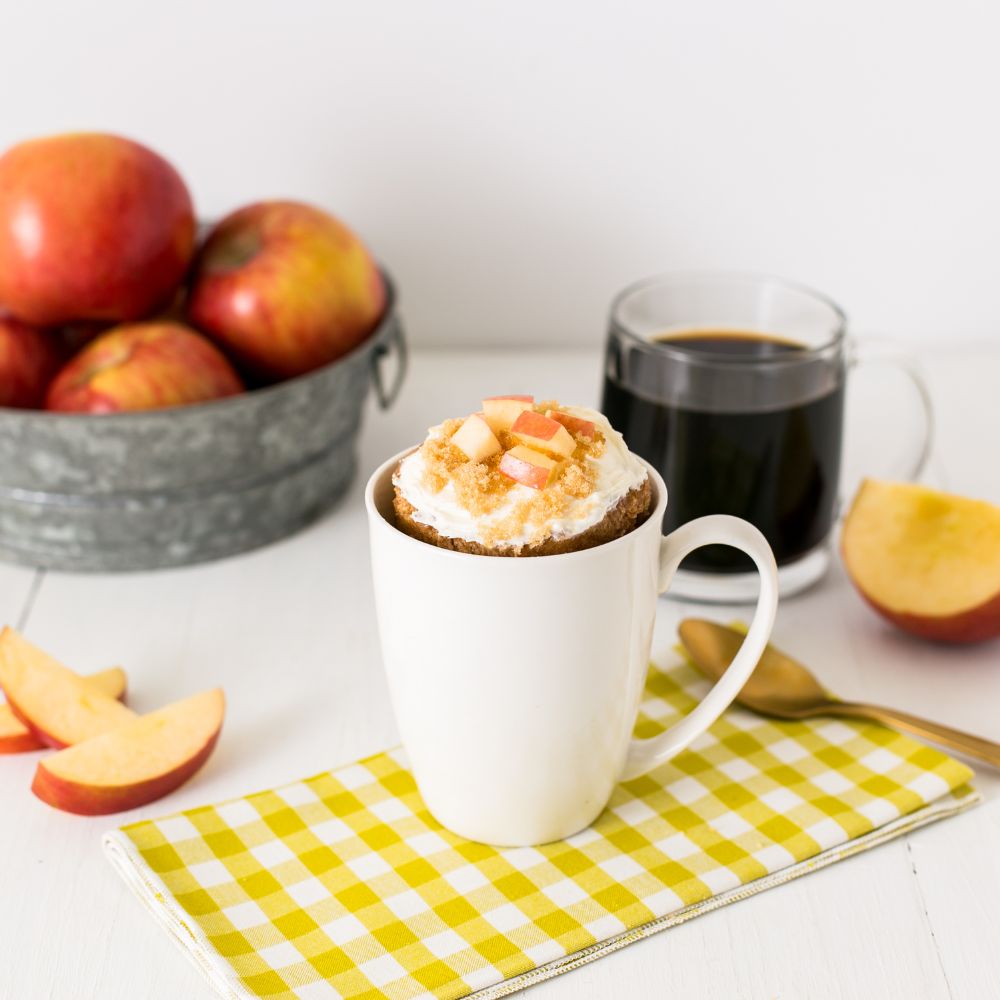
top-left (678, 619), bottom-right (828, 716)
top-left (678, 618), bottom-right (1000, 767)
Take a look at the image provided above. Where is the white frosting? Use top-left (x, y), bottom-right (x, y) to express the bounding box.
top-left (393, 405), bottom-right (647, 548)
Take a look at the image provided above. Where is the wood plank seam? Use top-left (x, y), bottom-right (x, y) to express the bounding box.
top-left (15, 568), bottom-right (45, 632)
top-left (906, 838), bottom-right (957, 1000)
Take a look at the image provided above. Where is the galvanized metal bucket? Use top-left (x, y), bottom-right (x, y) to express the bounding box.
top-left (0, 278), bottom-right (407, 571)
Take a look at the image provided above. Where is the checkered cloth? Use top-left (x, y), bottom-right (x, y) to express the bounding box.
top-left (104, 657), bottom-right (977, 1000)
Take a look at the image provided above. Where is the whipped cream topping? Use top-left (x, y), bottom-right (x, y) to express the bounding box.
top-left (393, 405), bottom-right (648, 548)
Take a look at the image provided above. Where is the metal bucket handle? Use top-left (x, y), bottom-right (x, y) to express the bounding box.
top-left (371, 316), bottom-right (407, 410)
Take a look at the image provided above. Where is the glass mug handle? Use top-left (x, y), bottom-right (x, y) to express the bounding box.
top-left (620, 516), bottom-right (779, 781)
top-left (848, 338), bottom-right (935, 482)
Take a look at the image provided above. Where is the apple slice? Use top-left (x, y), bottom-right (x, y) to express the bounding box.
top-left (0, 708), bottom-right (45, 754)
top-left (545, 409), bottom-right (596, 441)
top-left (511, 410), bottom-right (576, 458)
top-left (0, 666), bottom-right (127, 754)
top-left (32, 688), bottom-right (225, 815)
top-left (842, 479), bottom-right (1000, 643)
top-left (0, 627), bottom-right (135, 748)
top-left (482, 395), bottom-right (534, 433)
top-left (499, 445), bottom-right (558, 490)
top-left (451, 413), bottom-right (501, 462)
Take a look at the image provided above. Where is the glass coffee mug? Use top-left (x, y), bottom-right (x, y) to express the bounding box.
top-left (602, 272), bottom-right (933, 602)
top-left (366, 452), bottom-right (778, 846)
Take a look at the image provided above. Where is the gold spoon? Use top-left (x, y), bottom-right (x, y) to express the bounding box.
top-left (678, 618), bottom-right (1000, 768)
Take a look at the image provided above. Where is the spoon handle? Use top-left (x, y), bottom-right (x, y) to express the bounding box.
top-left (833, 702), bottom-right (1000, 768)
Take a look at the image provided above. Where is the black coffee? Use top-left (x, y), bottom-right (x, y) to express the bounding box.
top-left (602, 330), bottom-right (844, 573)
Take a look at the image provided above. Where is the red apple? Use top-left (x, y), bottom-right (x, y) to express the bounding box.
top-left (499, 445), bottom-right (558, 490)
top-left (187, 200), bottom-right (386, 381)
top-left (0, 666), bottom-right (127, 754)
top-left (0, 133), bottom-right (195, 325)
top-left (0, 316), bottom-right (63, 408)
top-left (32, 688), bottom-right (225, 815)
top-left (45, 322), bottom-right (244, 413)
top-left (511, 410), bottom-right (576, 458)
top-left (842, 479), bottom-right (1000, 644)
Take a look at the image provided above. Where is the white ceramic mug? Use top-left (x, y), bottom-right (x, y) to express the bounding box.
top-left (366, 451), bottom-right (779, 846)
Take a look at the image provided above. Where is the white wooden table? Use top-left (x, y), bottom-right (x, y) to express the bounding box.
top-left (1, 346), bottom-right (998, 1000)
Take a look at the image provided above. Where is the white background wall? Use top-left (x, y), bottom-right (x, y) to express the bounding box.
top-left (4, 0), bottom-right (998, 349)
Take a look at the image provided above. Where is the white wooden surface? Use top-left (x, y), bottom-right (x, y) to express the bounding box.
top-left (1, 346), bottom-right (999, 1000)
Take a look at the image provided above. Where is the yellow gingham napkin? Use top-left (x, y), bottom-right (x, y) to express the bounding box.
top-left (104, 657), bottom-right (977, 1000)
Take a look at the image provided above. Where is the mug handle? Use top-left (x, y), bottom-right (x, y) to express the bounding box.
top-left (848, 338), bottom-right (934, 483)
top-left (620, 515), bottom-right (779, 781)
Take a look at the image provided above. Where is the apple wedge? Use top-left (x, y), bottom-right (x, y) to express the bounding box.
top-left (32, 688), bottom-right (225, 815)
top-left (0, 627), bottom-right (135, 748)
top-left (0, 666), bottom-right (127, 754)
top-left (842, 479), bottom-right (1000, 643)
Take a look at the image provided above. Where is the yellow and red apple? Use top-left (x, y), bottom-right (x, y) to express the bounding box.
top-left (32, 688), bottom-right (225, 815)
top-left (451, 413), bottom-right (501, 462)
top-left (511, 410), bottom-right (576, 458)
top-left (187, 200), bottom-right (386, 381)
top-left (0, 133), bottom-right (195, 326)
top-left (499, 445), bottom-right (558, 490)
top-left (0, 666), bottom-right (127, 754)
top-left (0, 316), bottom-right (63, 408)
top-left (45, 321), bottom-right (244, 413)
top-left (842, 479), bottom-right (1000, 644)
top-left (482, 395), bottom-right (533, 433)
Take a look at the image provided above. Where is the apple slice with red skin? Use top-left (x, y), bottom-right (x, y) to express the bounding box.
top-left (499, 445), bottom-right (558, 489)
top-left (511, 410), bottom-right (576, 458)
top-left (545, 409), bottom-right (596, 441)
top-left (0, 627), bottom-right (135, 748)
top-left (842, 479), bottom-right (1000, 644)
top-left (0, 666), bottom-right (127, 754)
top-left (33, 689), bottom-right (225, 815)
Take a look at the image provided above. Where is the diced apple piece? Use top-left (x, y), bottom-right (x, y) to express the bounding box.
top-left (482, 395), bottom-right (534, 433)
top-left (499, 445), bottom-right (558, 490)
top-left (842, 479), bottom-right (1000, 644)
top-left (0, 627), bottom-right (135, 748)
top-left (0, 666), bottom-right (127, 754)
top-left (545, 409), bottom-right (596, 441)
top-left (32, 689), bottom-right (225, 815)
top-left (510, 410), bottom-right (576, 458)
top-left (450, 413), bottom-right (501, 462)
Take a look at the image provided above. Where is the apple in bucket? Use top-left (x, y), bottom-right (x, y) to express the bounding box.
top-left (45, 322), bottom-right (244, 413)
top-left (0, 316), bottom-right (63, 408)
top-left (0, 133), bottom-right (195, 326)
top-left (187, 200), bottom-right (386, 382)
